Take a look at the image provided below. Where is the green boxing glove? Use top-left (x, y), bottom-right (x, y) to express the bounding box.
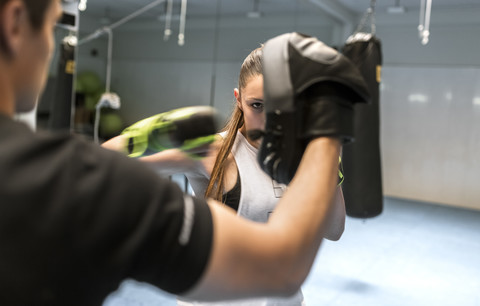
top-left (121, 106), bottom-right (220, 158)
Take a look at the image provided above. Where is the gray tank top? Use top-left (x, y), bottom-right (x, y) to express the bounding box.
top-left (181, 131), bottom-right (304, 306)
top-left (231, 131), bottom-right (286, 222)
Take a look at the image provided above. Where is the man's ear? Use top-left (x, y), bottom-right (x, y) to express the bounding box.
top-left (234, 88), bottom-right (242, 110)
top-left (0, 0), bottom-right (27, 57)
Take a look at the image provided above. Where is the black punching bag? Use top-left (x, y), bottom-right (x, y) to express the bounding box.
top-left (342, 34), bottom-right (383, 218)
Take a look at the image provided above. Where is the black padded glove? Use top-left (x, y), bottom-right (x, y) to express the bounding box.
top-left (257, 32), bottom-right (370, 184)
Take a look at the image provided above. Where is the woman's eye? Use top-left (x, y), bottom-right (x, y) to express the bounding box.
top-left (251, 103), bottom-right (264, 110)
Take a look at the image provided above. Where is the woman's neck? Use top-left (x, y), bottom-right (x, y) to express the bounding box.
top-left (239, 126), bottom-right (260, 149)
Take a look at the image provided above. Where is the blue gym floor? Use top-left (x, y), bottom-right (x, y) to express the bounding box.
top-left (103, 197), bottom-right (480, 306)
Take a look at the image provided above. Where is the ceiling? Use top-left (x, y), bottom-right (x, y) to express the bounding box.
top-left (80, 0), bottom-right (480, 22)
top-left (338, 0), bottom-right (480, 13)
top-left (82, 0), bottom-right (306, 20)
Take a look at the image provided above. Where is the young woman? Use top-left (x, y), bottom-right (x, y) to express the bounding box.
top-left (103, 47), bottom-right (346, 305)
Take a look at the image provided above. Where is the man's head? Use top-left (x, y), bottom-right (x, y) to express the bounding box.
top-left (0, 0), bottom-right (62, 114)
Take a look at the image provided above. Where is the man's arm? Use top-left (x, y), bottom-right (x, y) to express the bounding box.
top-left (183, 137), bottom-right (340, 301)
top-left (323, 186), bottom-right (346, 241)
top-left (102, 134), bottom-right (213, 176)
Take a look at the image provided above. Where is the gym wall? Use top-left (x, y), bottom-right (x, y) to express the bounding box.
top-left (381, 66), bottom-right (480, 211)
top-left (77, 12), bottom-right (336, 124)
top-left (76, 4), bottom-right (480, 211)
top-left (375, 7), bottom-right (480, 211)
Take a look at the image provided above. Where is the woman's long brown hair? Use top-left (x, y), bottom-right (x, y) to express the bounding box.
top-left (205, 46), bottom-right (263, 201)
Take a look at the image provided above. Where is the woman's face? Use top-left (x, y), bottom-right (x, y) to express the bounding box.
top-left (235, 74), bottom-right (265, 148)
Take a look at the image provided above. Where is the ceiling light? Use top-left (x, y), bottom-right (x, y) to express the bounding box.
top-left (78, 0), bottom-right (87, 12)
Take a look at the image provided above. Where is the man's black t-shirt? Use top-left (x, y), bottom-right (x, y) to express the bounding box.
top-left (0, 115), bottom-right (213, 305)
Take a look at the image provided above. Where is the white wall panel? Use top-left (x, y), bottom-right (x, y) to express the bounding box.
top-left (381, 66), bottom-right (480, 210)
